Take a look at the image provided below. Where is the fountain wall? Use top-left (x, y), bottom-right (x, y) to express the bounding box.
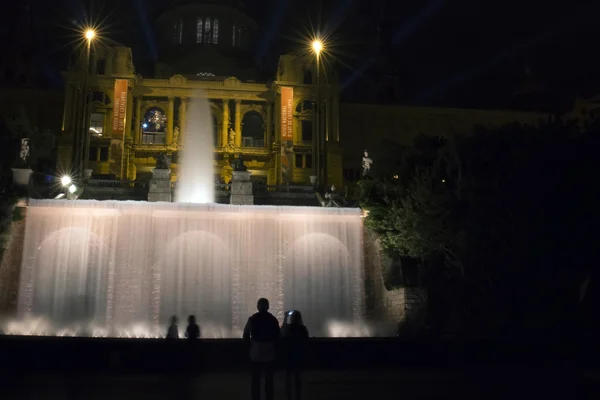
top-left (16, 200), bottom-right (365, 337)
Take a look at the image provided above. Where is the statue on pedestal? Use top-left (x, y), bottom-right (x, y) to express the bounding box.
top-left (173, 126), bottom-right (180, 146)
top-left (229, 128), bottom-right (236, 146)
top-left (362, 150), bottom-right (373, 176)
top-left (19, 138), bottom-right (30, 164)
top-left (232, 155), bottom-right (247, 172)
top-left (155, 152), bottom-right (171, 169)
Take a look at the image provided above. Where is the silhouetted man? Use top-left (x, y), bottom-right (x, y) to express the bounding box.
top-left (243, 298), bottom-right (281, 400)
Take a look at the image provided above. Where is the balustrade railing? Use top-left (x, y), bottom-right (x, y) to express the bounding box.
top-left (87, 179), bottom-right (147, 189)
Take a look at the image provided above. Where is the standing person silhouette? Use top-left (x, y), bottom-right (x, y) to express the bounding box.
top-left (186, 315), bottom-right (200, 340)
top-left (166, 315), bottom-right (179, 339)
top-left (243, 298), bottom-right (281, 400)
top-left (281, 311), bottom-right (309, 400)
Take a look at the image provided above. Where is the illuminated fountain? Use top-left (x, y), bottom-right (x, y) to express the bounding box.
top-left (10, 91), bottom-right (367, 338)
top-left (175, 96), bottom-right (215, 203)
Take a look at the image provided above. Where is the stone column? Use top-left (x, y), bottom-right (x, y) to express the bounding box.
top-left (125, 85), bottom-right (134, 140)
top-left (134, 95), bottom-right (142, 143)
top-left (179, 97), bottom-right (188, 145)
top-left (333, 93), bottom-right (340, 142)
top-left (221, 99), bottom-right (229, 147)
top-left (234, 99), bottom-right (242, 147)
top-left (166, 96), bottom-right (174, 145)
top-left (325, 90), bottom-right (331, 142)
top-left (266, 102), bottom-right (273, 149)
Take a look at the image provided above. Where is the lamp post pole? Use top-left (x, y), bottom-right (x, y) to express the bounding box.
top-left (315, 50), bottom-right (320, 187)
top-left (312, 39), bottom-right (324, 189)
top-left (81, 31), bottom-right (95, 175)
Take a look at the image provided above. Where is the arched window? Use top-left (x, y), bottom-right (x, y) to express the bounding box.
top-left (142, 107), bottom-right (167, 144)
top-left (213, 18), bottom-right (219, 44)
top-left (197, 17), bottom-right (219, 44)
top-left (232, 22), bottom-right (242, 47)
top-left (173, 18), bottom-right (183, 44)
top-left (196, 17), bottom-right (203, 43)
top-left (91, 91), bottom-right (111, 106)
top-left (241, 111), bottom-right (264, 148)
top-left (295, 100), bottom-right (313, 113)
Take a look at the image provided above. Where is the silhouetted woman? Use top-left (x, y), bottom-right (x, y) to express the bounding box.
top-left (282, 310), bottom-right (309, 400)
top-left (185, 315), bottom-right (200, 340)
top-left (166, 315), bottom-right (179, 339)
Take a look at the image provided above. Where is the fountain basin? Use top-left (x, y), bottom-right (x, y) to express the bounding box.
top-left (16, 200), bottom-right (365, 338)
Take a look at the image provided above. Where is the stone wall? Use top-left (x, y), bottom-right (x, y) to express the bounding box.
top-left (363, 225), bottom-right (426, 336)
top-left (0, 206), bottom-right (27, 317)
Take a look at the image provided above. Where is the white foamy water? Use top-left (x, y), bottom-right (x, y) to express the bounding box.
top-left (15, 200), bottom-right (366, 337)
top-left (175, 94), bottom-right (215, 203)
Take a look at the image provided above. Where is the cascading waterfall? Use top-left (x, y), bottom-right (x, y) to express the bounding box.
top-left (14, 200), bottom-right (365, 337)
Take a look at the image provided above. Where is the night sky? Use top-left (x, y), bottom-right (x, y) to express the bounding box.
top-left (5, 0), bottom-right (600, 111)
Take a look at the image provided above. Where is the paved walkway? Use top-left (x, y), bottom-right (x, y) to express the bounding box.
top-left (4, 368), bottom-right (599, 399)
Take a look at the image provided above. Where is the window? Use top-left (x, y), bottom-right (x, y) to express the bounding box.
top-left (89, 147), bottom-right (97, 161)
top-left (196, 17), bottom-right (203, 43)
top-left (212, 18), bottom-right (219, 44)
top-left (89, 113), bottom-right (104, 136)
top-left (91, 91), bottom-right (111, 105)
top-left (301, 120), bottom-right (313, 142)
top-left (204, 18), bottom-right (211, 43)
top-left (173, 19), bottom-right (183, 44)
top-left (242, 111), bottom-right (264, 148)
top-left (100, 147), bottom-right (109, 162)
top-left (303, 70), bottom-right (312, 84)
top-left (295, 100), bottom-right (313, 113)
top-left (305, 154), bottom-right (313, 169)
top-left (233, 23), bottom-right (242, 47)
top-left (295, 154), bottom-right (303, 168)
top-left (92, 92), bottom-right (104, 103)
top-left (142, 107), bottom-right (167, 144)
top-left (232, 22), bottom-right (236, 46)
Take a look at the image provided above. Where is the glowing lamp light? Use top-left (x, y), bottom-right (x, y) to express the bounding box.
top-left (142, 123), bottom-right (148, 128)
top-left (60, 176), bottom-right (71, 187)
top-left (85, 29), bottom-right (95, 40)
top-left (68, 184), bottom-right (77, 194)
top-left (312, 40), bottom-right (323, 55)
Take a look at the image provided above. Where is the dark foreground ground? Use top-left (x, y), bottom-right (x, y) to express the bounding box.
top-left (1, 336), bottom-right (599, 399)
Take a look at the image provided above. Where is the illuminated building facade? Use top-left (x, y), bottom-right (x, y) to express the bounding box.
top-left (57, 0), bottom-right (343, 188)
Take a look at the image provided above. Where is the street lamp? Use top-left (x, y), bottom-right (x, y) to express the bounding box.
top-left (311, 39), bottom-right (326, 188)
top-left (312, 40), bottom-right (322, 55)
top-left (60, 175), bottom-right (72, 187)
top-left (79, 28), bottom-right (96, 176)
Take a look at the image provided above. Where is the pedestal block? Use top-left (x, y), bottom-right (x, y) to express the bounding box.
top-left (230, 171), bottom-right (254, 205)
top-left (148, 168), bottom-right (172, 202)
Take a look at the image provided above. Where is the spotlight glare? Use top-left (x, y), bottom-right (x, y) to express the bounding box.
top-left (60, 176), bottom-right (71, 187)
top-left (85, 29), bottom-right (95, 40)
top-left (68, 184), bottom-right (77, 194)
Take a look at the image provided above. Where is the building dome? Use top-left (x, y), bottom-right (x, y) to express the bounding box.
top-left (154, 0), bottom-right (258, 79)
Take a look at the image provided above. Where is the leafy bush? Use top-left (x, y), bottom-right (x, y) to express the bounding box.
top-left (361, 118), bottom-right (599, 337)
